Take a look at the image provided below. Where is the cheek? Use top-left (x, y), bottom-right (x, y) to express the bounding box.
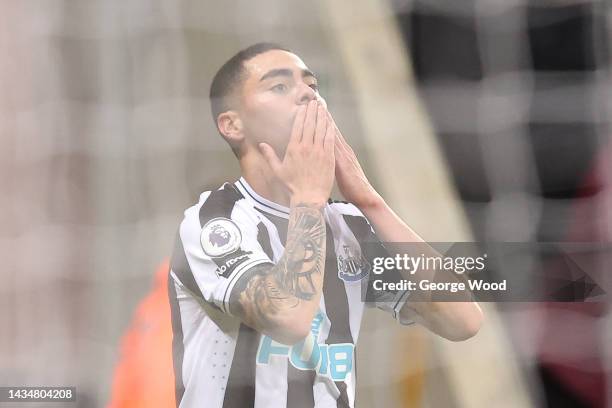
top-left (251, 109), bottom-right (288, 136)
top-left (248, 102), bottom-right (292, 132)
top-left (240, 95), bottom-right (295, 145)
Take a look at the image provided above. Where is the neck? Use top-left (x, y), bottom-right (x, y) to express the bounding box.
top-left (239, 148), bottom-right (291, 208)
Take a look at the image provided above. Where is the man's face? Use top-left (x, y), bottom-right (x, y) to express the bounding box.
top-left (236, 50), bottom-right (323, 157)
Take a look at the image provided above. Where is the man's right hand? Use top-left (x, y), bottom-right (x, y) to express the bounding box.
top-left (231, 99), bottom-right (333, 344)
top-left (258, 100), bottom-right (335, 208)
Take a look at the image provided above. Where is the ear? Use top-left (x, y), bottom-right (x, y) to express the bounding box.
top-left (217, 111), bottom-right (244, 146)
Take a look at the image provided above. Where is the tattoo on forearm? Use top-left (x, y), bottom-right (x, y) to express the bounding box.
top-left (229, 204), bottom-right (326, 328)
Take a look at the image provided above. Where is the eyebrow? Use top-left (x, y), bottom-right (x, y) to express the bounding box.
top-left (259, 68), bottom-right (317, 82)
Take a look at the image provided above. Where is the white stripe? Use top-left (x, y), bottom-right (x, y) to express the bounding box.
top-left (327, 201), bottom-right (364, 217)
top-left (235, 177), bottom-right (291, 219)
top-left (254, 343), bottom-right (289, 408)
top-left (173, 279), bottom-right (242, 408)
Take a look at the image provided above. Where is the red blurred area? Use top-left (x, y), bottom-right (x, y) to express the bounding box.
top-left (107, 259), bottom-right (175, 408)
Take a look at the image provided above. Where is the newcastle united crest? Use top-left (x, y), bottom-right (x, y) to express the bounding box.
top-left (337, 245), bottom-right (370, 283)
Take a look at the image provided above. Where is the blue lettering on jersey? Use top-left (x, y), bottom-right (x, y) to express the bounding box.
top-left (256, 312), bottom-right (354, 382)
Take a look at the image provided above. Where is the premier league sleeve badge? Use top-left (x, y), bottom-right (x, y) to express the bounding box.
top-left (200, 217), bottom-right (242, 258)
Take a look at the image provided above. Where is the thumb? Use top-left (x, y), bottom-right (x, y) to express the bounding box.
top-left (258, 143), bottom-right (282, 174)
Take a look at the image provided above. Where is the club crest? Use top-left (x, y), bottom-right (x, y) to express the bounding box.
top-left (337, 245), bottom-right (370, 283)
top-left (201, 218), bottom-right (242, 258)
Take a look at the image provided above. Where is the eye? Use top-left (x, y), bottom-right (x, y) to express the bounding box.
top-left (309, 83), bottom-right (319, 92)
top-left (271, 83), bottom-right (288, 92)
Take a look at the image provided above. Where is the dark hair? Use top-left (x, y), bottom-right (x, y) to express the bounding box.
top-left (209, 42), bottom-right (291, 131)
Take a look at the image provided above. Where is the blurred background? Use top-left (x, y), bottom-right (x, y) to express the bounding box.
top-left (1, 0), bottom-right (611, 407)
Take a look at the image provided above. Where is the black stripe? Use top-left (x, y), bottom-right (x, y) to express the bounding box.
top-left (256, 218), bottom-right (318, 406)
top-left (170, 231), bottom-right (205, 301)
top-left (286, 366), bottom-right (316, 408)
top-left (343, 214), bottom-right (404, 303)
top-left (322, 223), bottom-right (353, 408)
top-left (199, 183), bottom-right (244, 227)
top-left (256, 222), bottom-right (274, 260)
top-left (341, 214), bottom-right (375, 244)
top-left (222, 324), bottom-right (260, 408)
top-left (341, 214), bottom-right (393, 263)
top-left (256, 209), bottom-right (289, 245)
top-left (258, 210), bottom-right (314, 406)
top-left (220, 220), bottom-right (274, 408)
top-left (221, 258), bottom-right (273, 310)
top-left (168, 273), bottom-right (185, 407)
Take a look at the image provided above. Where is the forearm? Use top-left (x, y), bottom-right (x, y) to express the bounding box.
top-left (402, 299), bottom-right (483, 341)
top-left (229, 202), bottom-right (326, 344)
top-left (360, 196), bottom-right (483, 340)
top-left (331, 116), bottom-right (482, 339)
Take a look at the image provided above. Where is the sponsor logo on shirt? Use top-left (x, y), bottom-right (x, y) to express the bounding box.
top-left (215, 252), bottom-right (252, 278)
top-left (256, 312), bottom-right (354, 382)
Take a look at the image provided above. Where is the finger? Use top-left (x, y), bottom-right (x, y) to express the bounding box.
top-left (258, 143), bottom-right (282, 174)
top-left (330, 118), bottom-right (346, 146)
top-left (332, 121), bottom-right (353, 154)
top-left (314, 104), bottom-right (328, 146)
top-left (334, 137), bottom-right (348, 163)
top-left (327, 113), bottom-right (344, 143)
top-left (326, 127), bottom-right (335, 164)
top-left (289, 104), bottom-right (307, 147)
top-left (323, 111), bottom-right (335, 151)
top-left (325, 110), bottom-right (338, 147)
top-left (325, 111), bottom-right (344, 147)
top-left (335, 131), bottom-right (350, 154)
top-left (330, 115), bottom-right (347, 152)
top-left (301, 100), bottom-right (318, 144)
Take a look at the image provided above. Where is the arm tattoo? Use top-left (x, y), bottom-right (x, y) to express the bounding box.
top-left (229, 204), bottom-right (326, 329)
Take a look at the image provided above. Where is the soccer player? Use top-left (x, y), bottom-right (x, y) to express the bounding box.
top-left (168, 42), bottom-right (483, 408)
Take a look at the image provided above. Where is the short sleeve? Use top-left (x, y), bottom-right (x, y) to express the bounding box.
top-left (170, 196), bottom-right (273, 315)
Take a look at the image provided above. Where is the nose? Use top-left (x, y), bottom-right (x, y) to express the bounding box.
top-left (296, 82), bottom-right (317, 105)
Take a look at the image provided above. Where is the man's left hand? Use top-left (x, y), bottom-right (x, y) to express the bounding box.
top-left (328, 112), bottom-right (382, 210)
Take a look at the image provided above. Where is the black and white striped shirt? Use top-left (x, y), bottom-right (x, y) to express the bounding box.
top-left (168, 177), bottom-right (411, 408)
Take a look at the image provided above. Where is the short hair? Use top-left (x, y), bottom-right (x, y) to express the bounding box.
top-left (209, 42), bottom-right (292, 131)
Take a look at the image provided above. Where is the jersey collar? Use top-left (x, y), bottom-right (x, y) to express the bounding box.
top-left (235, 177), bottom-right (291, 219)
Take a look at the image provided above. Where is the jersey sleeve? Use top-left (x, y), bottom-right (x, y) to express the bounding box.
top-left (170, 196), bottom-right (274, 315)
top-left (337, 205), bottom-right (414, 326)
